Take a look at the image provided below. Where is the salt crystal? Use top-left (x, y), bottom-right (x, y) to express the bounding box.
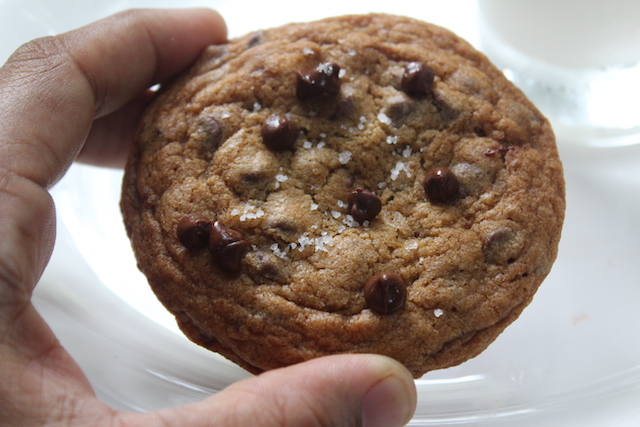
top-left (377, 112), bottom-right (392, 125)
top-left (221, 111), bottom-right (231, 119)
top-left (276, 174), bottom-right (288, 183)
top-left (338, 69), bottom-right (346, 78)
top-left (315, 235), bottom-right (333, 252)
top-left (338, 150), bottom-right (352, 164)
top-left (406, 241), bottom-right (418, 250)
top-left (348, 49), bottom-right (356, 56)
top-left (310, 203), bottom-right (319, 211)
top-left (378, 182), bottom-right (387, 189)
top-left (390, 161), bottom-right (406, 181)
top-left (298, 234), bottom-right (313, 251)
top-left (270, 243), bottom-right (289, 259)
top-left (343, 215), bottom-right (360, 228)
top-left (331, 211), bottom-right (342, 219)
top-left (317, 141), bottom-right (326, 149)
top-left (303, 47), bottom-right (315, 55)
top-left (240, 209), bottom-right (264, 222)
top-left (386, 135), bottom-right (398, 145)
top-left (253, 102), bottom-right (261, 112)
top-left (434, 309), bottom-right (444, 318)
top-left (336, 200), bottom-right (346, 208)
top-left (402, 146), bottom-right (412, 158)
top-left (303, 141), bottom-right (313, 149)
top-left (317, 62), bottom-right (333, 73)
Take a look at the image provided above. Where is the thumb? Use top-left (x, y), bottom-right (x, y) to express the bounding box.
top-left (127, 354), bottom-right (417, 427)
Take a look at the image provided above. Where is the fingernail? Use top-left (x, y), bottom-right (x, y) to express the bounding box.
top-left (362, 374), bottom-right (414, 427)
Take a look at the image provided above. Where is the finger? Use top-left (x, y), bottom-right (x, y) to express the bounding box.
top-left (0, 9), bottom-right (226, 425)
top-left (77, 88), bottom-right (155, 168)
top-left (127, 354), bottom-right (417, 427)
top-left (0, 7), bottom-right (227, 188)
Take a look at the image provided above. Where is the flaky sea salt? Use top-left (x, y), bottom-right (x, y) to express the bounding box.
top-left (343, 214), bottom-right (360, 228)
top-left (377, 112), bottom-right (392, 125)
top-left (270, 243), bottom-right (289, 259)
top-left (434, 309), bottom-right (444, 318)
top-left (331, 211), bottom-right (342, 219)
top-left (338, 150), bottom-right (352, 164)
top-left (358, 115), bottom-right (367, 130)
top-left (310, 203), bottom-right (319, 211)
top-left (239, 209), bottom-right (264, 221)
top-left (390, 161), bottom-right (407, 181)
top-left (315, 234), bottom-right (334, 252)
top-left (298, 234), bottom-right (313, 251)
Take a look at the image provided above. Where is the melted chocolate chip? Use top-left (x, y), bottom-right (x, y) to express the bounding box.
top-left (261, 115), bottom-right (297, 151)
top-left (386, 97), bottom-right (415, 126)
top-left (401, 62), bottom-right (435, 97)
top-left (198, 116), bottom-right (223, 152)
top-left (364, 272), bottom-right (407, 314)
top-left (484, 228), bottom-right (524, 265)
top-left (177, 214), bottom-right (212, 249)
top-left (209, 221), bottom-right (248, 275)
top-left (347, 189), bottom-right (382, 224)
top-left (296, 62), bottom-right (341, 99)
top-left (423, 166), bottom-right (460, 204)
top-left (247, 31), bottom-right (266, 48)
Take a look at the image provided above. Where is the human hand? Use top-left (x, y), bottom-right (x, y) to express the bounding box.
top-left (0, 8), bottom-right (417, 426)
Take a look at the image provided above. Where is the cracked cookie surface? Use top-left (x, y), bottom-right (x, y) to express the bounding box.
top-left (121, 13), bottom-right (565, 378)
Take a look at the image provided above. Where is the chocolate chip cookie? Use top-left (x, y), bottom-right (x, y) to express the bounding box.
top-left (121, 14), bottom-right (565, 378)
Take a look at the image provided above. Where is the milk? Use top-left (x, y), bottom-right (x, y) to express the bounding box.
top-left (478, 0), bottom-right (640, 146)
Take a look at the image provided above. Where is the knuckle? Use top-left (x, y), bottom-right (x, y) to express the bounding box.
top-left (6, 35), bottom-right (68, 74)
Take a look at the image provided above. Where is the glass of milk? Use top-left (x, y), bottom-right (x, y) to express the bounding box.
top-left (477, 0), bottom-right (640, 146)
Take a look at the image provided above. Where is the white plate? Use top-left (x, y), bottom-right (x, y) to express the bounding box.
top-left (3, 1), bottom-right (640, 425)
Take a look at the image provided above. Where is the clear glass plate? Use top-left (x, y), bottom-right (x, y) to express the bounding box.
top-left (4, 0), bottom-right (640, 425)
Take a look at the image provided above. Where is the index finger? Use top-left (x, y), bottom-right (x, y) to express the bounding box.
top-left (0, 8), bottom-right (227, 188)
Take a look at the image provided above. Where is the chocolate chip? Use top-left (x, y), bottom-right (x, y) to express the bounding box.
top-left (296, 62), bottom-right (341, 99)
top-left (177, 214), bottom-right (212, 249)
top-left (261, 115), bottom-right (297, 151)
top-left (209, 221), bottom-right (248, 275)
top-left (364, 272), bottom-right (407, 314)
top-left (423, 166), bottom-right (460, 204)
top-left (347, 189), bottom-right (382, 224)
top-left (401, 62), bottom-right (435, 97)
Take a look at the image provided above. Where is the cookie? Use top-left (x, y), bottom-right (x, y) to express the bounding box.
top-left (121, 13), bottom-right (565, 378)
